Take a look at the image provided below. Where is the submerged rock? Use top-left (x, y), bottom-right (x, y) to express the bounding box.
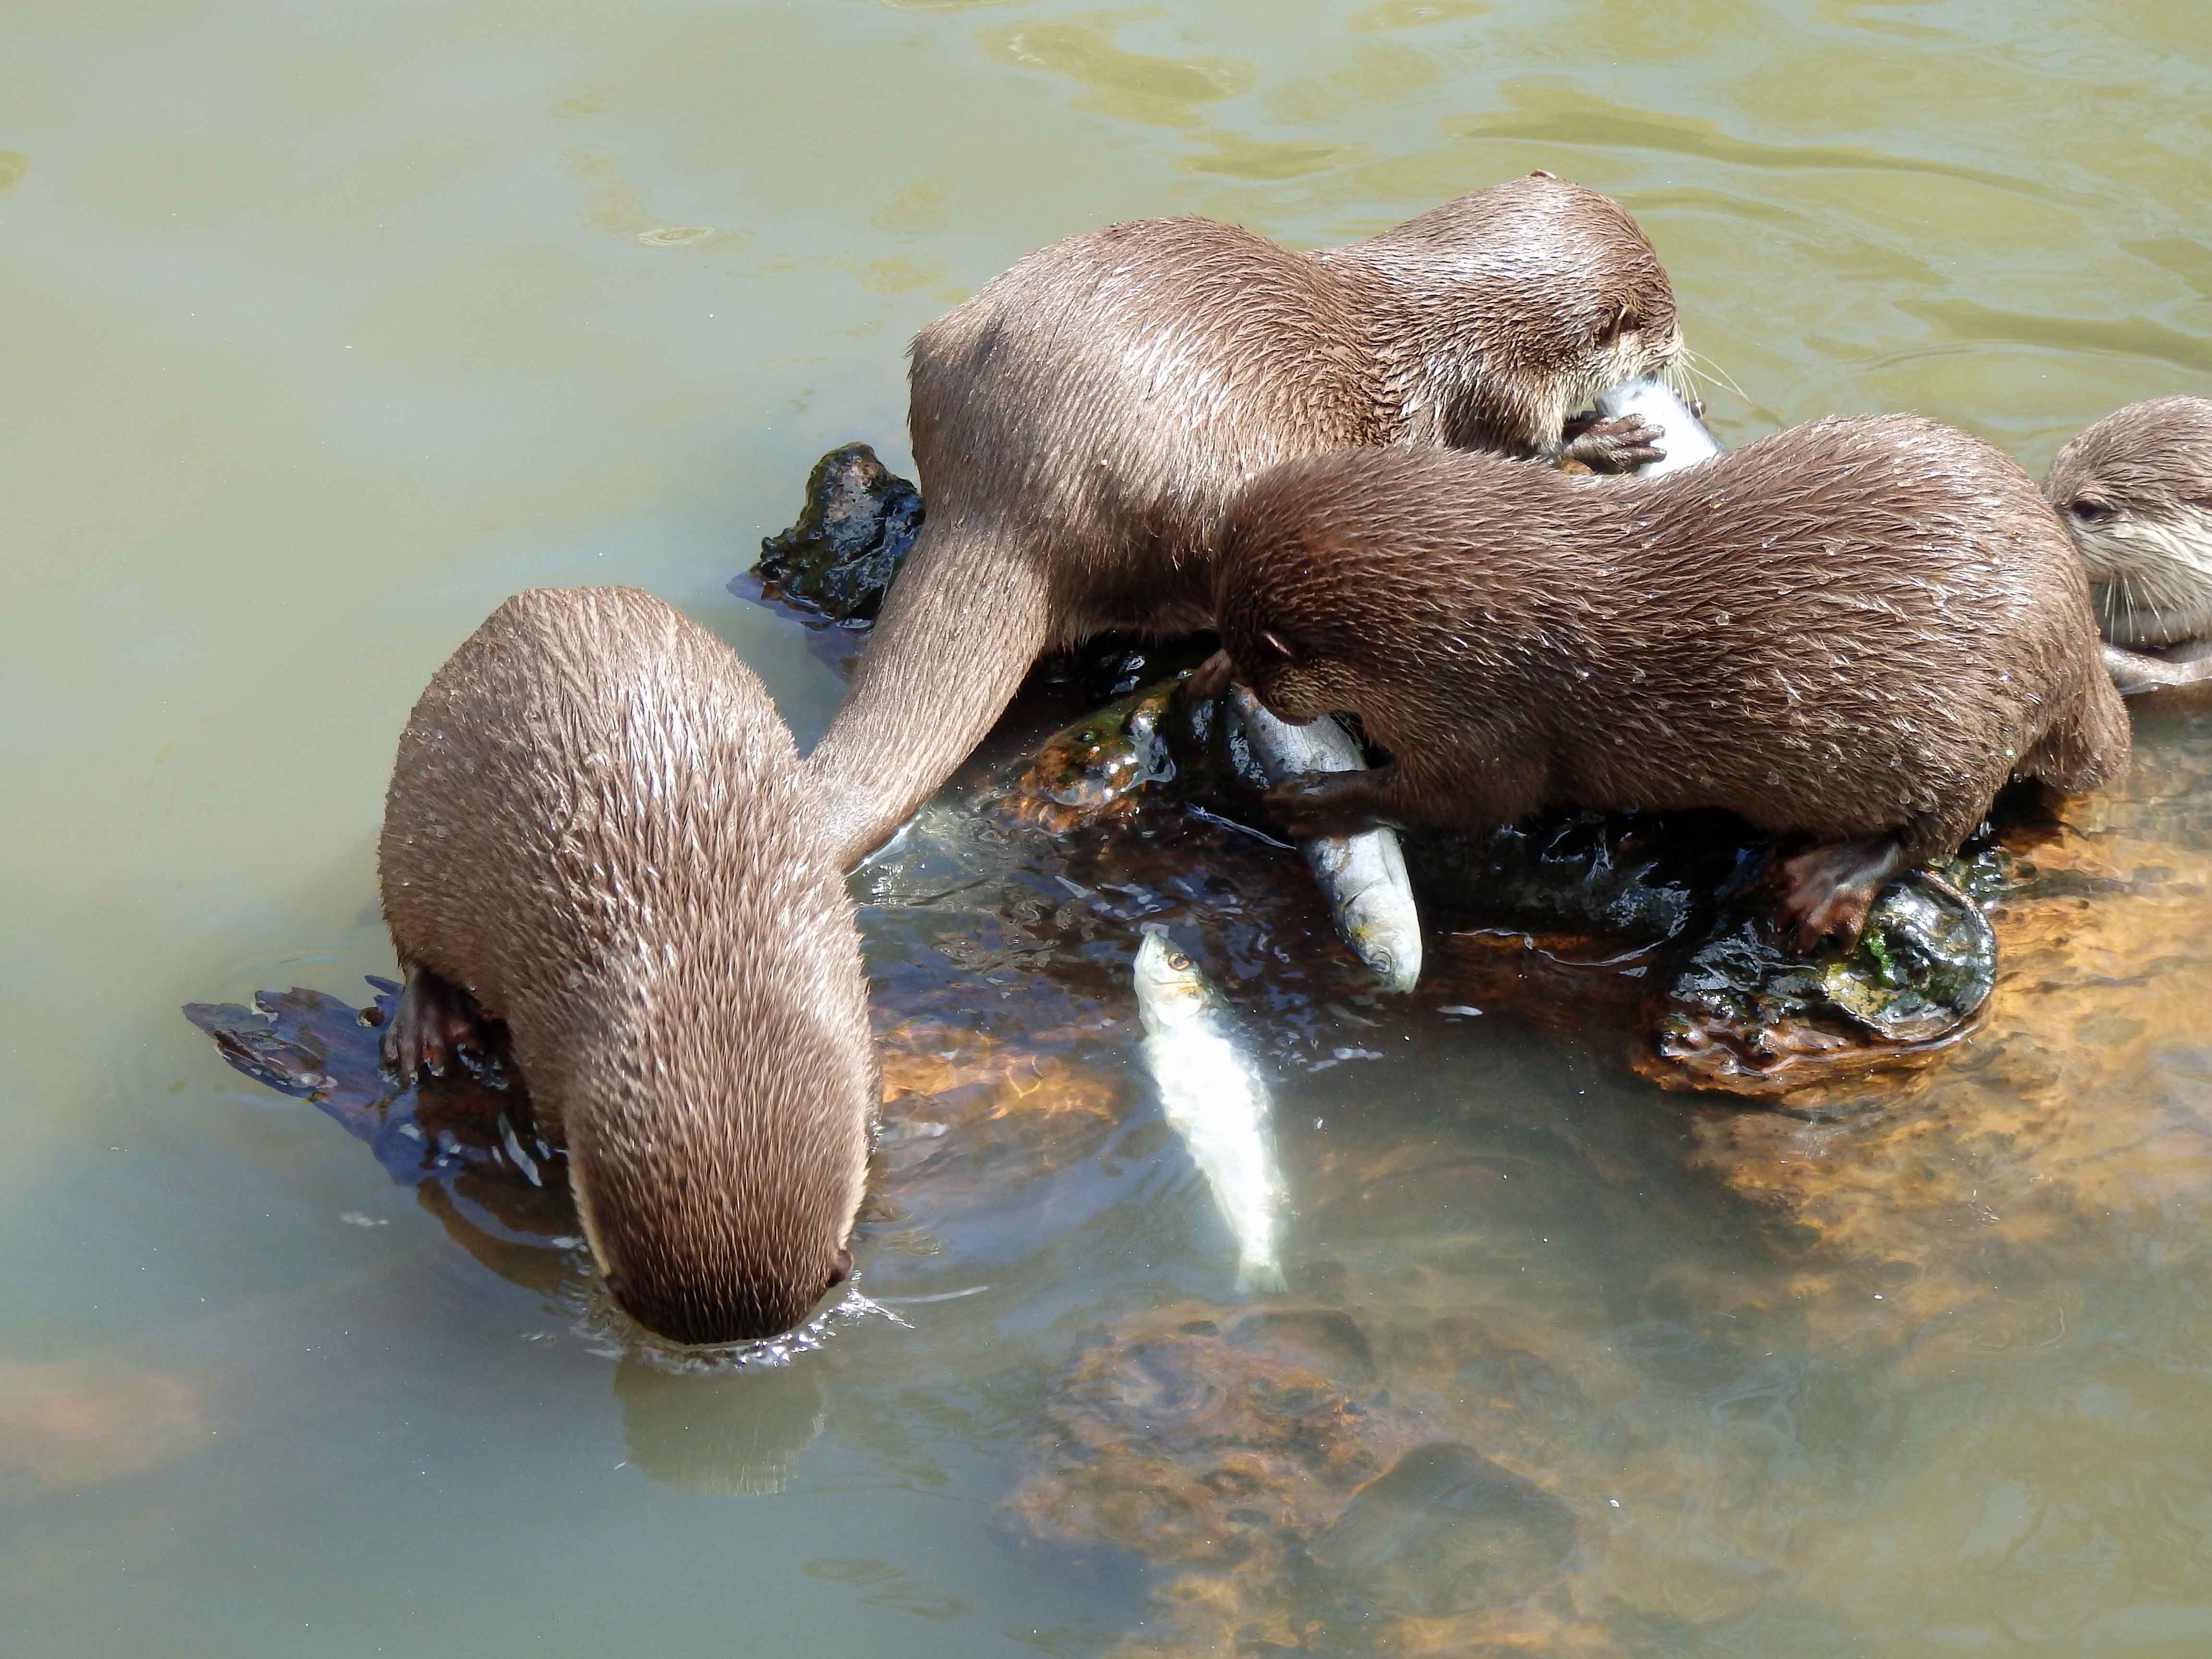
top-left (1311, 1441), bottom-right (1578, 1618)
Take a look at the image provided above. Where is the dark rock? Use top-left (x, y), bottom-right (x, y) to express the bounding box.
top-left (752, 442), bottom-right (923, 626)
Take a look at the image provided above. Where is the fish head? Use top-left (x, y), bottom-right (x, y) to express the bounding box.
top-left (1341, 885), bottom-right (1423, 993)
top-left (1133, 927), bottom-right (1214, 1031)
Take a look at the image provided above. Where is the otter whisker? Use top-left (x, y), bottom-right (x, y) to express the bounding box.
top-left (1683, 347), bottom-right (1748, 407)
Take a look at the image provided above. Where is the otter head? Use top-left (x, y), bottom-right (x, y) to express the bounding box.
top-left (1211, 461), bottom-right (1391, 728)
top-left (2045, 394), bottom-right (2212, 648)
top-left (555, 863), bottom-right (876, 1347)
top-left (1224, 624), bottom-right (1368, 726)
top-left (1340, 171), bottom-right (1686, 455)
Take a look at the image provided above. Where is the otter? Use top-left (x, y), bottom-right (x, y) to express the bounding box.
top-left (806, 173), bottom-right (1688, 869)
top-left (379, 587), bottom-right (874, 1344)
top-left (1200, 417), bottom-right (2131, 950)
top-left (2044, 393), bottom-right (2212, 695)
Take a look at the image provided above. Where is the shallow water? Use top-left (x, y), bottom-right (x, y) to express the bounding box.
top-left (6, 0), bottom-right (2212, 1653)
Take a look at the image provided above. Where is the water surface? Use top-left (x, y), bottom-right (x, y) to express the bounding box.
top-left (6, 1), bottom-right (2212, 1654)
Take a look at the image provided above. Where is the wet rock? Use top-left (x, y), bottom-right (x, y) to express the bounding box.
top-left (750, 442), bottom-right (922, 626)
top-left (993, 677), bottom-right (1182, 834)
top-left (976, 651), bottom-right (2014, 1093)
top-left (739, 444), bottom-right (1214, 695)
top-left (1648, 856), bottom-right (2004, 1096)
top-left (1309, 1441), bottom-right (1578, 1617)
top-left (1406, 811), bottom-right (1745, 944)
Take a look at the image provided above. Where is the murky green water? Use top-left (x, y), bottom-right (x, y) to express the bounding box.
top-left (7, 1), bottom-right (2212, 1653)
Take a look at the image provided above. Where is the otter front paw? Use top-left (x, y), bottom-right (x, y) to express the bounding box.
top-left (381, 966), bottom-right (493, 1083)
top-left (1264, 770), bottom-right (1385, 839)
top-left (1773, 837), bottom-right (1903, 953)
top-left (1185, 648), bottom-right (1238, 702)
top-left (1560, 412), bottom-right (1665, 474)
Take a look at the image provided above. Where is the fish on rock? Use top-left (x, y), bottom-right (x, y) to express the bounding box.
top-left (1131, 928), bottom-right (1288, 1295)
top-left (1228, 686), bottom-right (1424, 993)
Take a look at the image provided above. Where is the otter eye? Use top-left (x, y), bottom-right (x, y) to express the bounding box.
top-left (2068, 497), bottom-right (2114, 523)
top-left (1167, 952), bottom-right (1190, 972)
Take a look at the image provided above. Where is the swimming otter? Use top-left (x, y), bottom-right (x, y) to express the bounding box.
top-left (379, 588), bottom-right (874, 1344)
top-left (807, 173), bottom-right (1687, 869)
top-left (1202, 417), bottom-right (2131, 950)
top-left (2044, 394), bottom-right (2212, 695)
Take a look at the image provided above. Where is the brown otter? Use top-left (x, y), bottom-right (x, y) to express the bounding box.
top-left (379, 587), bottom-right (874, 1344)
top-left (806, 173), bottom-right (1688, 869)
top-left (1200, 416), bottom-right (2132, 949)
top-left (2044, 394), bottom-right (2212, 694)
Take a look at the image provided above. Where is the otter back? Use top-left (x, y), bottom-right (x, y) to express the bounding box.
top-left (380, 587), bottom-right (873, 1343)
top-left (1213, 415), bottom-right (2130, 857)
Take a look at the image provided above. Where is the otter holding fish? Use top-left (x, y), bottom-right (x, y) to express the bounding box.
top-left (378, 588), bottom-right (875, 1345)
top-left (808, 173), bottom-right (1692, 870)
top-left (1201, 416), bottom-right (2131, 950)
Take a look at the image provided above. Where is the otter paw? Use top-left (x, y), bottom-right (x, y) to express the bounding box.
top-left (1561, 413), bottom-right (1665, 474)
top-left (1264, 771), bottom-right (1382, 839)
top-left (1773, 838), bottom-right (1903, 953)
top-left (1185, 648), bottom-right (1238, 702)
top-left (380, 967), bottom-right (492, 1083)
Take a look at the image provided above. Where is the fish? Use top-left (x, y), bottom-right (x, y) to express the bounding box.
top-left (1131, 928), bottom-right (1288, 1295)
top-left (1229, 687), bottom-right (1424, 993)
top-left (1594, 374), bottom-right (1722, 477)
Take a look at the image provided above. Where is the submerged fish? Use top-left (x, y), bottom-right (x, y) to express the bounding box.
top-left (1132, 929), bottom-right (1288, 1294)
top-left (1594, 375), bottom-right (1722, 477)
top-left (1229, 687), bottom-right (1423, 993)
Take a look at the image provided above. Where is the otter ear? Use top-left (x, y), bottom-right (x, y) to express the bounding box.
top-left (1258, 629), bottom-right (1296, 663)
top-left (827, 1247), bottom-right (854, 1290)
top-left (1529, 168), bottom-right (1557, 180)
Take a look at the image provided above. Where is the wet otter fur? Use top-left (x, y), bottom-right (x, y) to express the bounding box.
top-left (379, 588), bottom-right (873, 1344)
top-left (2044, 394), bottom-right (2212, 694)
top-left (1205, 416), bottom-right (2132, 949)
top-left (807, 173), bottom-right (1687, 869)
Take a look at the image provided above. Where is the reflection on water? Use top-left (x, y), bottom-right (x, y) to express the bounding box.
top-left (8, 0), bottom-right (2212, 1653)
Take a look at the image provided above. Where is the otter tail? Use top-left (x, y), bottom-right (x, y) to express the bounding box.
top-left (2021, 670), bottom-right (2132, 797)
top-left (806, 518), bottom-right (1052, 870)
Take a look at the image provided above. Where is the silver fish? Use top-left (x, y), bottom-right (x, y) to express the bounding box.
top-left (1230, 687), bottom-right (1423, 993)
top-left (1132, 928), bottom-right (1287, 1295)
top-left (1594, 375), bottom-right (1722, 477)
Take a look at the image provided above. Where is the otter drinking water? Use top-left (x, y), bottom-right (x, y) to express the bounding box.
top-left (807, 173), bottom-right (1688, 869)
top-left (2044, 394), bottom-right (2212, 695)
top-left (1202, 416), bottom-right (2131, 949)
top-left (379, 588), bottom-right (874, 1344)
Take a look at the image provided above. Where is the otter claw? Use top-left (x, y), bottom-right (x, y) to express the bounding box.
top-left (380, 966), bottom-right (493, 1085)
top-left (1561, 412), bottom-right (1666, 474)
